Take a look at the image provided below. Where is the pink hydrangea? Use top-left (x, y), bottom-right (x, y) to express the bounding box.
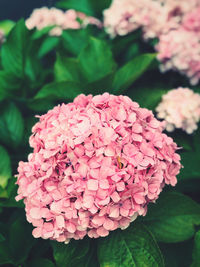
top-left (103, 0), bottom-right (198, 39)
top-left (16, 93), bottom-right (181, 243)
top-left (104, 0), bottom-right (200, 84)
top-left (183, 6), bottom-right (200, 32)
top-left (103, 0), bottom-right (163, 38)
top-left (26, 7), bottom-right (101, 36)
top-left (156, 26), bottom-right (200, 85)
top-left (156, 88), bottom-right (200, 134)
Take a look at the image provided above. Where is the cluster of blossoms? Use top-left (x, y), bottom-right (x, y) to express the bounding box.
top-left (156, 5), bottom-right (200, 85)
top-left (16, 93), bottom-right (181, 243)
top-left (26, 7), bottom-right (101, 36)
top-left (156, 88), bottom-right (200, 134)
top-left (104, 0), bottom-right (200, 84)
top-left (103, 0), bottom-right (198, 39)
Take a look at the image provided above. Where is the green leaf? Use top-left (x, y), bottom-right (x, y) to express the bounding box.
top-left (79, 37), bottom-right (116, 82)
top-left (178, 128), bottom-right (200, 180)
top-left (28, 258), bottom-right (55, 267)
top-left (85, 72), bottom-right (115, 94)
top-left (142, 192), bottom-right (200, 243)
top-left (32, 25), bottom-right (55, 39)
top-left (0, 233), bottom-right (5, 242)
top-left (0, 242), bottom-right (12, 265)
top-left (27, 99), bottom-right (55, 112)
top-left (0, 146), bottom-right (11, 189)
top-left (0, 71), bottom-right (21, 101)
top-left (54, 54), bottom-right (84, 82)
top-left (112, 53), bottom-right (156, 94)
top-left (62, 29), bottom-right (89, 56)
top-left (127, 84), bottom-right (167, 110)
top-left (111, 31), bottom-right (141, 59)
top-left (51, 238), bottom-right (90, 267)
top-left (9, 215), bottom-right (36, 264)
top-left (0, 102), bottom-right (24, 148)
top-left (159, 240), bottom-right (193, 267)
top-left (38, 36), bottom-right (60, 58)
top-left (191, 231), bottom-right (200, 267)
top-left (0, 20), bottom-right (15, 35)
top-left (1, 19), bottom-right (29, 77)
top-left (57, 0), bottom-right (94, 16)
top-left (171, 131), bottom-right (193, 151)
top-left (98, 223), bottom-right (164, 267)
top-left (34, 81), bottom-right (83, 101)
top-left (0, 178), bottom-right (24, 208)
top-left (57, 0), bottom-right (111, 17)
top-left (0, 223), bottom-right (13, 265)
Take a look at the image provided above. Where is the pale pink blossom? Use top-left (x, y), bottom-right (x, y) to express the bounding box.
top-left (103, 0), bottom-right (199, 39)
top-left (26, 7), bottom-right (101, 36)
top-left (104, 0), bottom-right (200, 83)
top-left (156, 88), bottom-right (200, 134)
top-left (16, 93), bottom-right (181, 243)
top-left (183, 7), bottom-right (200, 32)
top-left (156, 27), bottom-right (200, 85)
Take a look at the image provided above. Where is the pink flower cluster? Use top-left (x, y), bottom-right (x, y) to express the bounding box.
top-left (103, 0), bottom-right (198, 39)
top-left (156, 88), bottom-right (200, 134)
top-left (104, 0), bottom-right (200, 84)
top-left (156, 6), bottom-right (200, 85)
top-left (26, 7), bottom-right (101, 36)
top-left (156, 27), bottom-right (200, 85)
top-left (16, 93), bottom-right (181, 243)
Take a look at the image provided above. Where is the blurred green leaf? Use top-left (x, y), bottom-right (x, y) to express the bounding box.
top-left (0, 233), bottom-right (5, 242)
top-left (85, 72), bottom-right (114, 94)
top-left (159, 240), bottom-right (193, 267)
top-left (0, 102), bottom-right (24, 148)
top-left (38, 36), bottom-right (59, 58)
top-left (191, 231), bottom-right (200, 267)
top-left (0, 178), bottom-right (24, 208)
top-left (0, 20), bottom-right (15, 35)
top-left (27, 98), bottom-right (55, 112)
top-left (32, 25), bottom-right (55, 39)
top-left (28, 258), bottom-right (55, 267)
top-left (0, 71), bottom-right (21, 99)
top-left (142, 192), bottom-right (200, 243)
top-left (51, 238), bottom-right (90, 267)
top-left (79, 37), bottom-right (116, 82)
top-left (98, 223), bottom-right (164, 267)
top-left (1, 19), bottom-right (29, 77)
top-left (178, 129), bottom-right (200, 180)
top-left (34, 81), bottom-right (83, 101)
top-left (57, 0), bottom-right (94, 16)
top-left (111, 31), bottom-right (141, 59)
top-left (0, 146), bottom-right (11, 189)
top-left (171, 131), bottom-right (193, 151)
top-left (57, 0), bottom-right (111, 17)
top-left (54, 54), bottom-right (85, 82)
top-left (127, 84), bottom-right (167, 110)
top-left (62, 29), bottom-right (89, 56)
top-left (0, 241), bottom-right (13, 265)
top-left (9, 215), bottom-right (36, 264)
top-left (112, 53), bottom-right (156, 94)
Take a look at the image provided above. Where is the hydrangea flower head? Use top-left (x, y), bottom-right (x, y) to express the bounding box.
top-left (26, 7), bottom-right (101, 36)
top-left (16, 93), bottom-right (181, 243)
top-left (103, 0), bottom-right (198, 39)
top-left (156, 88), bottom-right (200, 133)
